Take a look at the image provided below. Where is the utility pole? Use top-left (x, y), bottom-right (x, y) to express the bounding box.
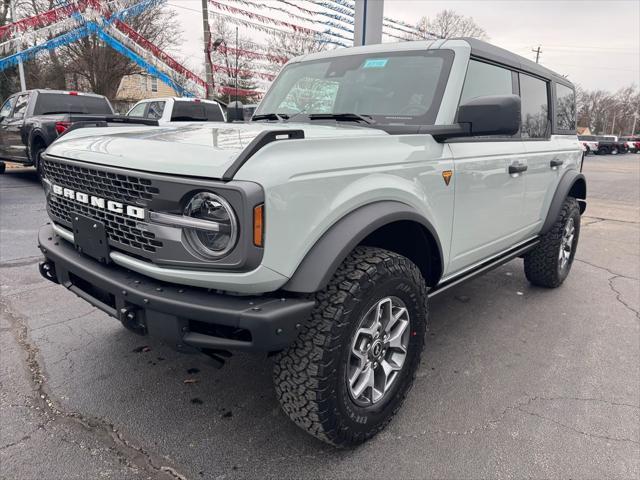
top-left (631, 113), bottom-right (638, 136)
top-left (354, 0), bottom-right (384, 46)
top-left (610, 111), bottom-right (616, 135)
top-left (9, 0), bottom-right (27, 91)
top-left (234, 26), bottom-right (238, 106)
top-left (201, 0), bottom-right (215, 99)
top-left (532, 45), bottom-right (542, 64)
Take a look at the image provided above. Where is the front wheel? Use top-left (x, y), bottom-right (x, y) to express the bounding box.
top-left (33, 146), bottom-right (46, 179)
top-left (273, 247), bottom-right (428, 447)
top-left (524, 197), bottom-right (581, 288)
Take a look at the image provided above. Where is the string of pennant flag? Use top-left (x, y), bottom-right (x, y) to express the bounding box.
top-left (0, 0), bottom-right (438, 99)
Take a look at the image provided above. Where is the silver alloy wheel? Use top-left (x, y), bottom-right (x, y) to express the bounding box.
top-left (559, 216), bottom-right (575, 271)
top-left (346, 296), bottom-right (410, 407)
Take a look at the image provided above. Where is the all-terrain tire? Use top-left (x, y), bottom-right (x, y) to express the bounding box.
top-left (33, 145), bottom-right (46, 180)
top-left (273, 246), bottom-right (428, 447)
top-left (524, 197), bottom-right (581, 288)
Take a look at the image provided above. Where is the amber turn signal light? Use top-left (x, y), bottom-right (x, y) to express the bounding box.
top-left (253, 204), bottom-right (264, 247)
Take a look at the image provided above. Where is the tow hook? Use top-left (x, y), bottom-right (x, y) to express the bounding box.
top-left (201, 348), bottom-right (232, 369)
top-left (119, 306), bottom-right (147, 335)
top-left (38, 261), bottom-right (59, 284)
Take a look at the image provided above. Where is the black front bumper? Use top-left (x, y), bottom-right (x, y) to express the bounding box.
top-left (38, 225), bottom-right (314, 353)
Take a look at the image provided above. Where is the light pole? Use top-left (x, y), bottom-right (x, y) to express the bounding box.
top-left (212, 36), bottom-right (238, 105)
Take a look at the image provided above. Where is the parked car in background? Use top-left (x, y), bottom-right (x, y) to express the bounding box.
top-left (578, 135), bottom-right (599, 154)
top-left (0, 90), bottom-right (156, 176)
top-left (126, 97), bottom-right (226, 124)
top-left (594, 135), bottom-right (628, 155)
top-left (619, 136), bottom-right (640, 153)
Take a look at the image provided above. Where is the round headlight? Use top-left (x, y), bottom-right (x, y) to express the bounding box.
top-left (183, 192), bottom-right (238, 259)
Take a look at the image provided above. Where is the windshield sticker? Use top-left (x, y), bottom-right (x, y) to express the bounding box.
top-left (363, 58), bottom-right (388, 69)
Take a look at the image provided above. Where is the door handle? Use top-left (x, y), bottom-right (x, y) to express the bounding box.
top-left (550, 158), bottom-right (564, 168)
top-left (509, 163), bottom-right (528, 174)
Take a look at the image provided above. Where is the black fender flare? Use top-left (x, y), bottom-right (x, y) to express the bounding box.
top-left (541, 170), bottom-right (587, 235)
top-left (27, 129), bottom-right (48, 163)
top-left (282, 201), bottom-right (444, 293)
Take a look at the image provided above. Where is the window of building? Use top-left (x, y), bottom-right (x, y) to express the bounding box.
top-left (519, 74), bottom-right (550, 139)
top-left (151, 77), bottom-right (158, 93)
top-left (555, 83), bottom-right (576, 132)
top-left (460, 60), bottom-right (513, 104)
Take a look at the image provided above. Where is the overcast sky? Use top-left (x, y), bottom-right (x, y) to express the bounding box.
top-left (168, 0), bottom-right (640, 92)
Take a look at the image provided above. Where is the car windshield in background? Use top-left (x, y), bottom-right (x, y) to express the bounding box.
top-left (33, 93), bottom-right (113, 115)
top-left (255, 50), bottom-right (454, 126)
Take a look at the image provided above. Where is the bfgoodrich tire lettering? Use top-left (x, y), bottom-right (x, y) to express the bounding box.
top-left (524, 197), bottom-right (581, 288)
top-left (273, 246), bottom-right (428, 447)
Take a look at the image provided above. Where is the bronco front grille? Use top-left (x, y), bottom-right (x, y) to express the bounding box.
top-left (49, 196), bottom-right (163, 254)
top-left (43, 158), bottom-right (160, 205)
top-left (43, 157), bottom-right (164, 256)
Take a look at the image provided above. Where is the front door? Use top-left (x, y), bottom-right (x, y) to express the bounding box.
top-left (445, 59), bottom-right (530, 276)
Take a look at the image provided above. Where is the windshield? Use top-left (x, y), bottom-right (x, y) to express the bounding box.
top-left (255, 50), bottom-right (453, 126)
top-left (34, 93), bottom-right (113, 115)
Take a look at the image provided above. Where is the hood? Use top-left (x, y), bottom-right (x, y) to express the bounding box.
top-left (46, 122), bottom-right (388, 179)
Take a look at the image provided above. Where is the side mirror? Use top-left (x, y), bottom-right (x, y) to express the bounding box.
top-left (457, 94), bottom-right (521, 137)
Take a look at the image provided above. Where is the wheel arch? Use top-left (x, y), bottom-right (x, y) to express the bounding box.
top-left (541, 170), bottom-right (587, 235)
top-left (28, 130), bottom-right (47, 163)
top-left (282, 201), bottom-right (444, 293)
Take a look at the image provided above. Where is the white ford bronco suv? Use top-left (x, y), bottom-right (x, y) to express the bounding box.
top-left (37, 38), bottom-right (586, 447)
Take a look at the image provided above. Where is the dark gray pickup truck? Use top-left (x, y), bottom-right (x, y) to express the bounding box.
top-left (0, 89), bottom-right (156, 176)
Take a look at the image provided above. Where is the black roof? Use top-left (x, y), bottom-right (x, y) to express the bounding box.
top-left (460, 38), bottom-right (574, 88)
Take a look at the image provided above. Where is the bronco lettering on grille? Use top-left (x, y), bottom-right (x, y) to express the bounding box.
top-left (51, 184), bottom-right (145, 220)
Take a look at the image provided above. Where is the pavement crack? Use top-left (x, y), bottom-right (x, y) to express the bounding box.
top-left (575, 258), bottom-right (638, 281)
top-left (0, 435), bottom-right (32, 452)
top-left (385, 394), bottom-right (640, 442)
top-left (608, 276), bottom-right (640, 323)
top-left (515, 406), bottom-right (640, 445)
top-left (30, 308), bottom-right (98, 332)
top-left (0, 298), bottom-right (189, 480)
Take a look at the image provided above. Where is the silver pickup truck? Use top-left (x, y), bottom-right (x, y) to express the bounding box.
top-left (37, 38), bottom-right (586, 447)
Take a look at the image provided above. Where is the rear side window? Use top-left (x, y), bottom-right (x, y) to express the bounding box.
top-left (33, 93), bottom-right (113, 115)
top-left (460, 60), bottom-right (513, 103)
top-left (555, 83), bottom-right (576, 132)
top-left (12, 94), bottom-right (29, 119)
top-left (146, 101), bottom-right (165, 120)
top-left (519, 74), bottom-right (549, 139)
top-left (205, 103), bottom-right (224, 121)
top-left (171, 102), bottom-right (206, 121)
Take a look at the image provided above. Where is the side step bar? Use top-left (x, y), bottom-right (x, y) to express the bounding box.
top-left (428, 238), bottom-right (540, 298)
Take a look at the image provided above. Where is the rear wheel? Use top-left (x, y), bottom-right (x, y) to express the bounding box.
top-left (273, 246), bottom-right (428, 447)
top-left (598, 146), bottom-right (610, 155)
top-left (524, 197), bottom-right (580, 288)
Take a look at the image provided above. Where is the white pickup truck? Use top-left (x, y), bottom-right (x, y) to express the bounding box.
top-left (126, 97), bottom-right (226, 124)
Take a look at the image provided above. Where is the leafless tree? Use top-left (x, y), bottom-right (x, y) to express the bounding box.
top-left (10, 0), bottom-right (181, 99)
top-left (267, 33), bottom-right (329, 60)
top-left (413, 10), bottom-right (488, 40)
top-left (577, 84), bottom-right (639, 135)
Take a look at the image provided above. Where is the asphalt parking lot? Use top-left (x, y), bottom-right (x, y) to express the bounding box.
top-left (1, 154), bottom-right (638, 479)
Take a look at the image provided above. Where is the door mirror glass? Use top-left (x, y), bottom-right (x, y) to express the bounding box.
top-left (457, 94), bottom-right (521, 137)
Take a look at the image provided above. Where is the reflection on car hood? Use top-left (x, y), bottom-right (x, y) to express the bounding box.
top-left (45, 122), bottom-right (387, 179)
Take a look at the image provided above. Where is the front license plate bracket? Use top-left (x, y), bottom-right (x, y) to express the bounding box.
top-left (72, 214), bottom-right (110, 263)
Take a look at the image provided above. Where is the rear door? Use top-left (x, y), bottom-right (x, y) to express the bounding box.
top-left (2, 93), bottom-right (30, 161)
top-left (447, 59), bottom-right (529, 275)
top-left (521, 79), bottom-right (576, 231)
